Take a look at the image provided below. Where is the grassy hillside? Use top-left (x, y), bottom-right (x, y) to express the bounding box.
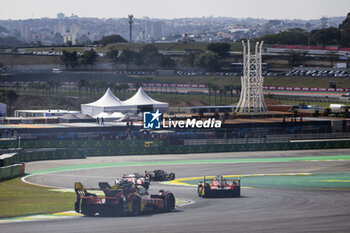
top-left (0, 54), bottom-right (61, 65)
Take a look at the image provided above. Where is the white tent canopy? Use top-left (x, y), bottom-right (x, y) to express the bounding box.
top-left (86, 87), bottom-right (121, 107)
top-left (81, 88), bottom-right (122, 116)
top-left (123, 87), bottom-right (169, 107)
top-left (122, 87), bottom-right (169, 113)
top-left (81, 87), bottom-right (169, 116)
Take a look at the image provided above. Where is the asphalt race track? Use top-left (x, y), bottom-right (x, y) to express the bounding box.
top-left (2, 149), bottom-right (350, 233)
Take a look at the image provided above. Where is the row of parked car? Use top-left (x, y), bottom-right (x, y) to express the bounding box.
top-left (4, 50), bottom-right (106, 57)
top-left (285, 69), bottom-right (349, 78)
top-left (176, 71), bottom-right (243, 76)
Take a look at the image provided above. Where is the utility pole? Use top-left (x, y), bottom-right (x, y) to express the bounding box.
top-left (128, 15), bottom-right (134, 42)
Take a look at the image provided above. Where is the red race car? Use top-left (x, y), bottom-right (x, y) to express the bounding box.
top-left (74, 180), bottom-right (175, 216)
top-left (197, 175), bottom-right (241, 198)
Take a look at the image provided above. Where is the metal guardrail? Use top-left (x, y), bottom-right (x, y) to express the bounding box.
top-left (288, 132), bottom-right (350, 140)
top-left (184, 132), bottom-right (350, 145)
top-left (272, 95), bottom-right (350, 104)
top-left (184, 136), bottom-right (290, 145)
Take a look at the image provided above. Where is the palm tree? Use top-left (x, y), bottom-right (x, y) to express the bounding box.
top-left (224, 85), bottom-right (231, 105)
top-left (211, 84), bottom-right (219, 106)
top-left (228, 85), bottom-right (235, 104)
top-left (219, 87), bottom-right (225, 105)
top-left (78, 79), bottom-right (88, 99)
top-left (207, 82), bottom-right (214, 106)
top-left (6, 90), bottom-right (19, 115)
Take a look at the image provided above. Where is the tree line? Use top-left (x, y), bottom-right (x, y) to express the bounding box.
top-left (105, 42), bottom-right (231, 72)
top-left (257, 12), bottom-right (350, 47)
top-left (60, 49), bottom-right (98, 70)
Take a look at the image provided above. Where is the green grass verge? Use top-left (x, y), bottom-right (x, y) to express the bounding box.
top-left (132, 75), bottom-right (242, 86)
top-left (0, 54), bottom-right (61, 65)
top-left (0, 178), bottom-right (75, 218)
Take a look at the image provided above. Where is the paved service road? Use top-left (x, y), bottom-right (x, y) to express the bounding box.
top-left (2, 149), bottom-right (350, 233)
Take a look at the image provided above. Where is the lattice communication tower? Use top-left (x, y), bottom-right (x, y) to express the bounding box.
top-left (236, 40), bottom-right (267, 113)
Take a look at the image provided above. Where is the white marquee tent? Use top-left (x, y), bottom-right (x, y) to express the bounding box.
top-left (81, 87), bottom-right (168, 116)
top-left (122, 87), bottom-right (169, 113)
top-left (81, 88), bottom-right (122, 116)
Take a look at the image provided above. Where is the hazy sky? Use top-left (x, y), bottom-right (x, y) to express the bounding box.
top-left (1, 0), bottom-right (349, 20)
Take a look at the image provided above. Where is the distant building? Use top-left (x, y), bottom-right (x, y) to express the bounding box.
top-left (70, 24), bottom-right (80, 44)
top-left (55, 23), bottom-right (67, 35)
top-left (145, 20), bottom-right (165, 41)
top-left (321, 17), bottom-right (328, 28)
top-left (63, 34), bottom-right (72, 44)
top-left (267, 20), bottom-right (283, 26)
top-left (305, 23), bottom-right (312, 32)
top-left (21, 24), bottom-right (30, 41)
top-left (57, 13), bottom-right (65, 19)
top-left (0, 103), bottom-right (6, 117)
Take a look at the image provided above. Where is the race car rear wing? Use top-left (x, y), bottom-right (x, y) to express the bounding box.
top-left (74, 182), bottom-right (103, 197)
top-left (74, 182), bottom-right (88, 198)
top-left (203, 176), bottom-right (241, 183)
top-left (74, 182), bottom-right (119, 213)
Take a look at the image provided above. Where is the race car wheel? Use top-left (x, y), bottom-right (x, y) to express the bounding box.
top-left (169, 173), bottom-right (175, 180)
top-left (81, 193), bottom-right (97, 216)
top-left (202, 183), bottom-right (210, 198)
top-left (81, 203), bottom-right (97, 217)
top-left (131, 197), bottom-right (141, 216)
top-left (197, 185), bottom-right (203, 197)
top-left (235, 186), bottom-right (241, 197)
top-left (231, 186), bottom-right (241, 197)
top-left (164, 193), bottom-right (175, 211)
top-left (143, 182), bottom-right (150, 190)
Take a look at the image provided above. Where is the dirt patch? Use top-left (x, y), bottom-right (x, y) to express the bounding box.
top-left (13, 95), bottom-right (81, 111)
top-left (167, 100), bottom-right (206, 107)
top-left (265, 97), bottom-right (280, 105)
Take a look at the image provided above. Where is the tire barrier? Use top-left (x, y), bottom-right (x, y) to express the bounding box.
top-left (0, 149), bottom-right (85, 182)
top-left (17, 149), bottom-right (86, 162)
top-left (0, 139), bottom-right (164, 149)
top-left (0, 153), bottom-right (21, 167)
top-left (1, 139), bottom-right (350, 157)
top-left (83, 140), bottom-right (350, 156)
top-left (0, 149), bottom-right (86, 168)
top-left (0, 163), bottom-right (25, 181)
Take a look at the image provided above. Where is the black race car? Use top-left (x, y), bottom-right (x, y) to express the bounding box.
top-left (144, 170), bottom-right (175, 181)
